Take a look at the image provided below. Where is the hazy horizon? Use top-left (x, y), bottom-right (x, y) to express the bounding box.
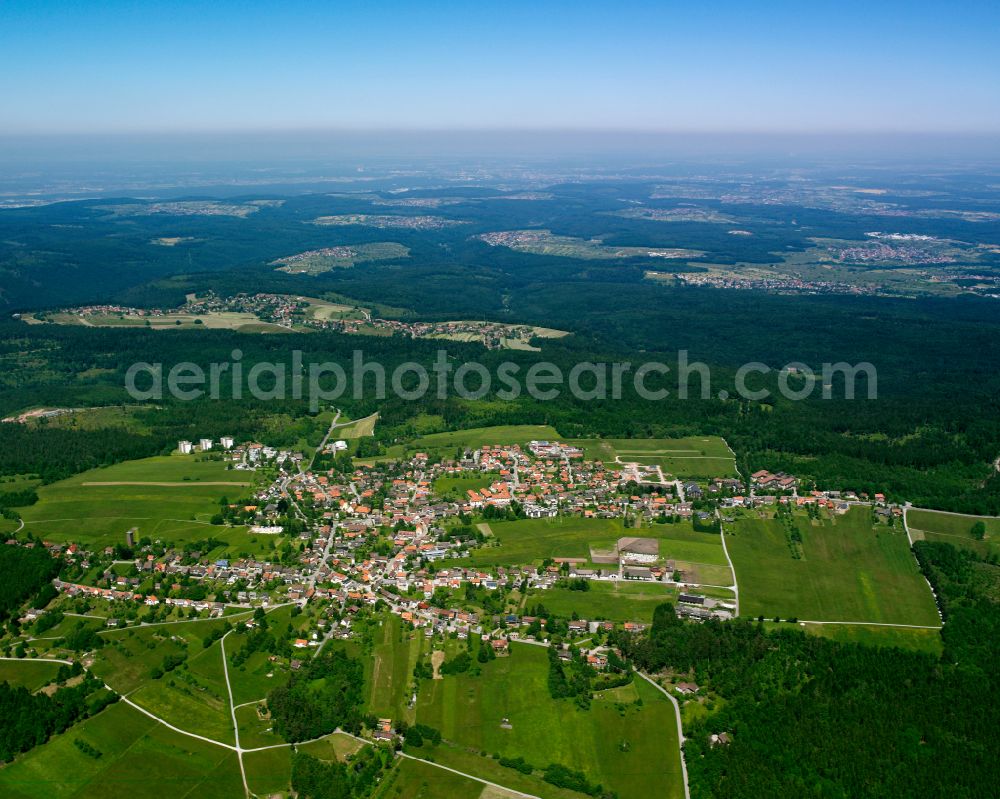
top-left (2, 1), bottom-right (998, 136)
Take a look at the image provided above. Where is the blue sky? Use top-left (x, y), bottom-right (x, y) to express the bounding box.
top-left (2, 0), bottom-right (999, 134)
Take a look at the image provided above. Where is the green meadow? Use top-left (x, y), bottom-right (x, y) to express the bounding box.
top-left (728, 507), bottom-right (940, 625)
top-left (414, 642), bottom-right (684, 799)
top-left (456, 516), bottom-right (628, 567)
top-left (527, 580), bottom-right (683, 622)
top-left (799, 622), bottom-right (944, 655)
top-left (12, 455), bottom-right (271, 553)
top-left (432, 472), bottom-right (501, 500)
top-left (375, 757), bottom-right (483, 799)
top-left (0, 701), bottom-right (243, 799)
top-left (906, 508), bottom-right (1000, 559)
top-left (0, 659), bottom-right (64, 691)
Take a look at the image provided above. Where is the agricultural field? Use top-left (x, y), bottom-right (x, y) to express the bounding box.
top-left (0, 701), bottom-right (244, 799)
top-left (477, 230), bottom-right (701, 261)
top-left (11, 406), bottom-right (153, 433)
top-left (11, 455), bottom-right (267, 551)
top-left (414, 642), bottom-right (684, 799)
top-left (728, 507), bottom-right (940, 625)
top-left (272, 242), bottom-right (410, 274)
top-left (571, 436), bottom-right (737, 477)
top-left (906, 508), bottom-right (1000, 559)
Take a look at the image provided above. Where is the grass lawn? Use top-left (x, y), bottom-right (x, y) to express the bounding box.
top-left (414, 642), bottom-right (684, 799)
top-left (243, 746), bottom-right (292, 796)
top-left (0, 659), bottom-right (63, 691)
top-left (527, 580), bottom-right (681, 623)
top-left (906, 508), bottom-right (1000, 559)
top-left (728, 507), bottom-right (940, 625)
top-left (0, 701), bottom-right (243, 799)
top-left (12, 455), bottom-right (269, 552)
top-left (433, 472), bottom-right (501, 501)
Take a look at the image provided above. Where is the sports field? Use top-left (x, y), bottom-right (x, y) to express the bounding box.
top-left (906, 508), bottom-right (1000, 559)
top-left (570, 436), bottom-right (737, 477)
top-left (13, 455), bottom-right (266, 552)
top-left (0, 701), bottom-right (243, 799)
top-left (728, 507), bottom-right (940, 625)
top-left (414, 641), bottom-right (684, 799)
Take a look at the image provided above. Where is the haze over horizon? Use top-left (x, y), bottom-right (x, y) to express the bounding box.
top-left (2, 0), bottom-right (999, 136)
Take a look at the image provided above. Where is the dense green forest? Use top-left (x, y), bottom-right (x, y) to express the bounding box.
top-left (1, 316), bottom-right (999, 512)
top-left (616, 541), bottom-right (999, 798)
top-left (0, 544), bottom-right (60, 621)
top-left (0, 673), bottom-right (116, 764)
top-left (267, 650), bottom-right (366, 742)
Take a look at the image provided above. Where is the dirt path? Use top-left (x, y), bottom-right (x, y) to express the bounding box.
top-left (431, 649), bottom-right (445, 680)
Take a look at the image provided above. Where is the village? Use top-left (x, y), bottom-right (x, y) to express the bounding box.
top-left (15, 428), bottom-right (903, 691)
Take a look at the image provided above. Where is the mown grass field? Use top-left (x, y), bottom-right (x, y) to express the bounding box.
top-left (367, 614), bottom-right (425, 722)
top-left (12, 455), bottom-right (270, 553)
top-left (906, 508), bottom-right (1000, 559)
top-left (414, 642), bottom-right (684, 799)
top-left (527, 580), bottom-right (683, 622)
top-left (455, 516), bottom-right (628, 567)
top-left (0, 659), bottom-right (63, 691)
top-left (728, 507), bottom-right (940, 625)
top-left (570, 436), bottom-right (737, 477)
top-left (0, 701), bottom-right (243, 799)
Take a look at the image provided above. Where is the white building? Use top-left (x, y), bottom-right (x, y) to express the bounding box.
top-left (178, 440), bottom-right (194, 454)
top-left (220, 436), bottom-right (235, 449)
top-left (199, 438), bottom-right (213, 451)
top-left (333, 440), bottom-right (348, 451)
